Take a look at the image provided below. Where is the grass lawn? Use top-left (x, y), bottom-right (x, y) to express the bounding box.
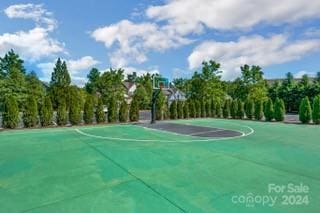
top-left (0, 119), bottom-right (319, 212)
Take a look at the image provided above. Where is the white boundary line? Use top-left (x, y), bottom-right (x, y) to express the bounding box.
top-left (75, 125), bottom-right (254, 143)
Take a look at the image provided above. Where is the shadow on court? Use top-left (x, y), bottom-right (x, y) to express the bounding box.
top-left (138, 122), bottom-right (242, 138)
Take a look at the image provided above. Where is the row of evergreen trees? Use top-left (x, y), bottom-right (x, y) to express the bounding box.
top-left (165, 98), bottom-right (286, 122)
top-left (1, 94), bottom-right (142, 129)
top-left (299, 95), bottom-right (320, 124)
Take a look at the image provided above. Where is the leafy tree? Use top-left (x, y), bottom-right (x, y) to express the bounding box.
top-left (83, 95), bottom-right (94, 124)
top-left (205, 100), bottom-right (211, 117)
top-left (129, 95), bottom-right (139, 122)
top-left (108, 97), bottom-right (117, 123)
top-left (119, 101), bottom-right (128, 122)
top-left (2, 95), bottom-right (19, 128)
top-left (40, 95), bottom-right (53, 127)
top-left (312, 95), bottom-right (320, 124)
top-left (163, 102), bottom-right (170, 120)
top-left (97, 68), bottom-right (125, 104)
top-left (230, 99), bottom-right (238, 119)
top-left (177, 101), bottom-right (184, 119)
top-left (96, 98), bottom-right (106, 123)
top-left (0, 49), bottom-right (25, 78)
top-left (23, 95), bottom-right (38, 128)
top-left (254, 100), bottom-right (264, 120)
top-left (134, 85), bottom-right (149, 110)
top-left (183, 101), bottom-right (189, 119)
top-left (299, 97), bottom-right (312, 124)
top-left (264, 98), bottom-right (274, 121)
top-left (85, 68), bottom-right (100, 94)
top-left (223, 99), bottom-right (230, 119)
top-left (215, 99), bottom-right (222, 118)
top-left (69, 87), bottom-right (82, 125)
top-left (211, 99), bottom-right (216, 117)
top-left (25, 71), bottom-right (45, 104)
top-left (237, 99), bottom-right (244, 119)
top-left (170, 100), bottom-right (177, 119)
top-left (245, 99), bottom-right (254, 119)
top-left (274, 98), bottom-right (285, 122)
top-left (57, 99), bottom-right (67, 126)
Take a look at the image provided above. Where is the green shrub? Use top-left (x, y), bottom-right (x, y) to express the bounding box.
top-left (57, 99), bottom-right (67, 126)
top-left (83, 95), bottom-right (94, 124)
top-left (200, 100), bottom-right (206, 117)
top-left (264, 98), bottom-right (274, 121)
top-left (155, 91), bottom-right (165, 120)
top-left (170, 100), bottom-right (177, 119)
top-left (211, 99), bottom-right (216, 117)
top-left (245, 99), bottom-right (254, 120)
top-left (237, 99), bottom-right (244, 119)
top-left (254, 100), bottom-right (264, 120)
top-left (177, 101), bottom-right (184, 119)
top-left (2, 95), bottom-right (19, 129)
top-left (299, 96), bottom-right (312, 124)
top-left (230, 99), bottom-right (238, 119)
top-left (183, 101), bottom-right (189, 119)
top-left (129, 96), bottom-right (139, 122)
top-left (95, 98), bottom-right (106, 123)
top-left (108, 97), bottom-right (117, 123)
top-left (205, 100), bottom-right (211, 117)
top-left (119, 101), bottom-right (128, 122)
top-left (215, 99), bottom-right (222, 118)
top-left (23, 95), bottom-right (38, 128)
top-left (40, 95), bottom-right (53, 127)
top-left (163, 103), bottom-right (170, 120)
top-left (274, 98), bottom-right (285, 121)
top-left (312, 95), bottom-right (320, 124)
top-left (223, 99), bottom-right (230, 119)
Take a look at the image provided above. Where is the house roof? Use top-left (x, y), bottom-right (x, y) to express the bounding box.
top-left (122, 81), bottom-right (136, 91)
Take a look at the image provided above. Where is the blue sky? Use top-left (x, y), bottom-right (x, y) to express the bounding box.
top-left (0, 0), bottom-right (320, 85)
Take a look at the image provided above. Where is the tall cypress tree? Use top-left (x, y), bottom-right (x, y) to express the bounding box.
top-left (312, 95), bottom-right (320, 124)
top-left (183, 101), bottom-right (189, 119)
top-left (299, 97), bottom-right (312, 124)
top-left (155, 91), bottom-right (165, 120)
top-left (195, 101), bottom-right (201, 118)
top-left (223, 99), bottom-right (230, 119)
top-left (274, 98), bottom-right (285, 121)
top-left (170, 100), bottom-right (177, 119)
top-left (2, 95), bottom-right (19, 128)
top-left (108, 97), bottom-right (117, 123)
top-left (95, 98), bottom-right (106, 123)
top-left (230, 99), bottom-right (238, 119)
top-left (245, 99), bottom-right (254, 120)
top-left (189, 100), bottom-right (196, 118)
top-left (119, 100), bottom-right (128, 123)
top-left (129, 95), bottom-right (139, 122)
top-left (200, 99), bottom-right (206, 117)
top-left (215, 99), bottom-right (222, 118)
top-left (57, 98), bottom-right (67, 126)
top-left (40, 95), bottom-right (53, 127)
top-left (264, 98), bottom-right (274, 121)
top-left (205, 100), bottom-right (211, 117)
top-left (23, 95), bottom-right (38, 128)
top-left (254, 100), bottom-right (264, 120)
top-left (69, 87), bottom-right (81, 125)
top-left (83, 95), bottom-right (94, 124)
top-left (211, 99), bottom-right (216, 117)
top-left (237, 99), bottom-right (244, 119)
top-left (177, 101), bottom-right (184, 119)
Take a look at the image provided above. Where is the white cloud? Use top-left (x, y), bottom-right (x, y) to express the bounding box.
top-left (188, 34), bottom-right (320, 79)
top-left (4, 3), bottom-right (57, 31)
top-left (1, 4), bottom-right (64, 61)
top-left (147, 0), bottom-right (320, 34)
top-left (37, 56), bottom-right (99, 86)
top-left (91, 19), bottom-right (191, 67)
top-left (294, 70), bottom-right (317, 78)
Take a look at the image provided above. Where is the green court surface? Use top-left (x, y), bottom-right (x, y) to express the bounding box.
top-left (0, 119), bottom-right (319, 212)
